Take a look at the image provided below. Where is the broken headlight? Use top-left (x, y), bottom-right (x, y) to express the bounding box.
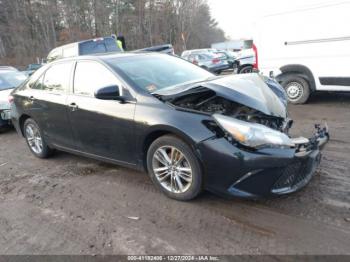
top-left (213, 114), bottom-right (295, 148)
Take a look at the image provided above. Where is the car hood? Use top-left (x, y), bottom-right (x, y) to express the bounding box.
top-left (155, 74), bottom-right (287, 118)
top-left (0, 88), bottom-right (13, 109)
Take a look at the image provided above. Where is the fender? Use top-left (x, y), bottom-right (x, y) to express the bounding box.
top-left (277, 64), bottom-right (316, 91)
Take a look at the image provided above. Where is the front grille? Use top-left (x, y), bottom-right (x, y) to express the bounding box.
top-left (272, 160), bottom-right (310, 193)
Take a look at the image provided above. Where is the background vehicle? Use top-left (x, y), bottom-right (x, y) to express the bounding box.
top-left (254, 1), bottom-right (350, 104)
top-left (11, 53), bottom-right (328, 201)
top-left (136, 44), bottom-right (175, 55)
top-left (214, 50), bottom-right (237, 69)
top-left (0, 66), bottom-right (18, 71)
top-left (0, 70), bottom-right (27, 130)
top-left (24, 63), bottom-right (42, 76)
top-left (186, 53), bottom-right (230, 74)
top-left (47, 37), bottom-right (122, 62)
top-left (233, 48), bottom-right (257, 74)
top-left (181, 49), bottom-right (217, 60)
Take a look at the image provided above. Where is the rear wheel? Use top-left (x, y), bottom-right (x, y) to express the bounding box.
top-left (147, 135), bottom-right (203, 201)
top-left (24, 118), bottom-right (53, 158)
top-left (281, 74), bottom-right (310, 104)
top-left (239, 65), bottom-right (253, 74)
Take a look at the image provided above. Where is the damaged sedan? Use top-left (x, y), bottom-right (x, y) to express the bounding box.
top-left (10, 53), bottom-right (329, 200)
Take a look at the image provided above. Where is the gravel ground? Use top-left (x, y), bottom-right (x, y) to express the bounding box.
top-left (0, 92), bottom-right (349, 255)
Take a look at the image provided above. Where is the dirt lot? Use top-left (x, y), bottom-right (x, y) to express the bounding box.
top-left (0, 92), bottom-right (349, 255)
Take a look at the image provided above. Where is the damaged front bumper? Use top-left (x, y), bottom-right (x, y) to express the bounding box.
top-left (197, 124), bottom-right (329, 198)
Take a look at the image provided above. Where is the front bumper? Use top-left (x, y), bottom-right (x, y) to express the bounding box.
top-left (0, 110), bottom-right (11, 128)
top-left (198, 125), bottom-right (329, 198)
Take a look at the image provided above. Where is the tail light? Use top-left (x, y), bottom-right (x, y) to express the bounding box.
top-left (8, 95), bottom-right (14, 104)
top-left (252, 43), bottom-right (258, 69)
top-left (212, 58), bottom-right (220, 64)
top-left (192, 60), bottom-right (199, 65)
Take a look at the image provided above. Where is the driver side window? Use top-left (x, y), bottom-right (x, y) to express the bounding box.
top-left (74, 61), bottom-right (119, 96)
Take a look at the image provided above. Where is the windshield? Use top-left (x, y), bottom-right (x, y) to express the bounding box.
top-left (80, 38), bottom-right (121, 55)
top-left (106, 54), bottom-right (213, 92)
top-left (0, 71), bottom-right (27, 90)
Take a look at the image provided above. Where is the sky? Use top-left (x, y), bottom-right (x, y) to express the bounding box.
top-left (207, 0), bottom-right (347, 39)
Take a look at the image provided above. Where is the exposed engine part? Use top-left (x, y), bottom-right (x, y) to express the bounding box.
top-left (168, 90), bottom-right (288, 132)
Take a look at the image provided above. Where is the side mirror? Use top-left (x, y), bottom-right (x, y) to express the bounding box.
top-left (94, 85), bottom-right (122, 100)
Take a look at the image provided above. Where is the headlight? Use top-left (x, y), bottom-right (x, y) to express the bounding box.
top-left (213, 114), bottom-right (295, 148)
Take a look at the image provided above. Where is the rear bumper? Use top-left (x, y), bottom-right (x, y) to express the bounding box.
top-left (198, 125), bottom-right (329, 198)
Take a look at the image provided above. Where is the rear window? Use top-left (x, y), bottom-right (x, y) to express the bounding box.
top-left (79, 38), bottom-right (120, 55)
top-left (198, 53), bottom-right (214, 60)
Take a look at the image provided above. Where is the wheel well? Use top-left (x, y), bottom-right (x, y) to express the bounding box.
top-left (238, 64), bottom-right (253, 72)
top-left (19, 114), bottom-right (31, 136)
top-left (142, 131), bottom-right (171, 170)
top-left (141, 130), bottom-right (198, 171)
top-left (278, 64), bottom-right (316, 91)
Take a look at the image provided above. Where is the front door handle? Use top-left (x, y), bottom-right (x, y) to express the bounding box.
top-left (69, 102), bottom-right (79, 111)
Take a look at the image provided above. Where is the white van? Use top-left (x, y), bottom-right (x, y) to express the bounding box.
top-left (254, 2), bottom-right (350, 104)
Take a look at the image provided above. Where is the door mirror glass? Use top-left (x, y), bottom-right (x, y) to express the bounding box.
top-left (94, 85), bottom-right (121, 100)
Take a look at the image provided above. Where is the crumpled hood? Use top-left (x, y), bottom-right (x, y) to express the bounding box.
top-left (202, 74), bottom-right (287, 118)
top-left (156, 74), bottom-right (287, 118)
top-left (0, 89), bottom-right (13, 110)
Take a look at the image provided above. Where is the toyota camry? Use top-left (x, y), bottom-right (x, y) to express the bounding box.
top-left (10, 53), bottom-right (329, 200)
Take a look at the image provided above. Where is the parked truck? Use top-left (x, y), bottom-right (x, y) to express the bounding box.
top-left (254, 1), bottom-right (350, 104)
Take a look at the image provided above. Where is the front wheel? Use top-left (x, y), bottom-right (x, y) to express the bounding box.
top-left (24, 118), bottom-right (53, 158)
top-left (281, 75), bottom-right (310, 104)
top-left (147, 135), bottom-right (203, 201)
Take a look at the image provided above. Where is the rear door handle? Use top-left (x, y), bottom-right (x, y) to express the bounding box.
top-left (69, 102), bottom-right (79, 111)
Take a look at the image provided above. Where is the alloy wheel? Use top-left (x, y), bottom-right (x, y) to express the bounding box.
top-left (152, 146), bottom-right (193, 194)
top-left (25, 123), bottom-right (43, 154)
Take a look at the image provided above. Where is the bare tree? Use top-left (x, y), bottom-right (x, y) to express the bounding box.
top-left (0, 0), bottom-right (226, 66)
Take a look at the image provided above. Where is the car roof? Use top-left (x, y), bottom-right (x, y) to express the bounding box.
top-left (0, 66), bottom-right (18, 71)
top-left (47, 51), bottom-right (166, 64)
top-left (0, 69), bottom-right (26, 75)
top-left (51, 37), bottom-right (115, 50)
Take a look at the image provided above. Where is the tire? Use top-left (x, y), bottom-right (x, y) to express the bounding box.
top-left (147, 135), bottom-right (203, 201)
top-left (281, 74), bottom-right (311, 104)
top-left (239, 65), bottom-right (253, 74)
top-left (24, 118), bottom-right (53, 158)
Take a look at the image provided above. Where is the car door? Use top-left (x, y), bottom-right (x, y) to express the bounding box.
top-left (27, 61), bottom-right (76, 149)
top-left (67, 60), bottom-right (136, 164)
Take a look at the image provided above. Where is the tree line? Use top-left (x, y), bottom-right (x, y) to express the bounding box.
top-left (0, 0), bottom-right (226, 66)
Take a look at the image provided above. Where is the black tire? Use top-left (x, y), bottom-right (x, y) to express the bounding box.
top-left (239, 65), bottom-right (253, 74)
top-left (281, 74), bottom-right (310, 104)
top-left (146, 135), bottom-right (203, 201)
top-left (23, 118), bottom-right (53, 158)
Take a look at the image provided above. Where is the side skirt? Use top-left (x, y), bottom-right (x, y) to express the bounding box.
top-left (52, 143), bottom-right (144, 172)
